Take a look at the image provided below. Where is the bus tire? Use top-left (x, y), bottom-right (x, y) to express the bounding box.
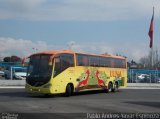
top-left (106, 82), bottom-right (113, 93)
top-left (65, 84), bottom-right (72, 97)
top-left (112, 82), bottom-right (119, 92)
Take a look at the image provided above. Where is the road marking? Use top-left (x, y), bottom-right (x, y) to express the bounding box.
top-left (125, 87), bottom-right (160, 89)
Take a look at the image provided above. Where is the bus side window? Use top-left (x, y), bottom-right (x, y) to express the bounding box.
top-left (61, 54), bottom-right (74, 71)
top-left (99, 57), bottom-right (106, 67)
top-left (100, 57), bottom-right (110, 67)
top-left (89, 56), bottom-right (99, 67)
top-left (121, 59), bottom-right (126, 68)
top-left (54, 54), bottom-right (74, 77)
top-left (76, 55), bottom-right (83, 66)
top-left (111, 58), bottom-right (115, 68)
top-left (54, 57), bottom-right (61, 76)
top-left (82, 56), bottom-right (89, 66)
top-left (76, 54), bottom-right (89, 66)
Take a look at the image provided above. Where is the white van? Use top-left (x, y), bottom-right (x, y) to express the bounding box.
top-left (4, 66), bottom-right (27, 80)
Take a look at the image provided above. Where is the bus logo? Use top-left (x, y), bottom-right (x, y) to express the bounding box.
top-left (110, 71), bottom-right (122, 77)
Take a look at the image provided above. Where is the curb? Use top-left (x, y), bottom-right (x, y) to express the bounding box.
top-left (0, 86), bottom-right (25, 88)
top-left (125, 87), bottom-right (160, 89)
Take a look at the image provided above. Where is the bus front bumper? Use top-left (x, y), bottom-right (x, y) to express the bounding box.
top-left (25, 84), bottom-right (52, 94)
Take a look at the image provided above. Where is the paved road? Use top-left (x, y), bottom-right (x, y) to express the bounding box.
top-left (0, 89), bottom-right (160, 119)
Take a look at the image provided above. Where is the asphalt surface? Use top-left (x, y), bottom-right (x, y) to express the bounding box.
top-left (0, 89), bottom-right (160, 119)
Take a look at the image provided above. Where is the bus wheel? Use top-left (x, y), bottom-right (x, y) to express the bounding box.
top-left (65, 84), bottom-right (72, 97)
top-left (112, 82), bottom-right (119, 92)
top-left (106, 82), bottom-right (113, 93)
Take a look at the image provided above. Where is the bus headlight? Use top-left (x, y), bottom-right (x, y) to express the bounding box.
top-left (43, 84), bottom-right (52, 88)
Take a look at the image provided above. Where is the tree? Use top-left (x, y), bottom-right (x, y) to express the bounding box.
top-left (10, 56), bottom-right (21, 62)
top-left (3, 56), bottom-right (21, 62)
top-left (3, 57), bottom-right (11, 62)
top-left (139, 49), bottom-right (159, 69)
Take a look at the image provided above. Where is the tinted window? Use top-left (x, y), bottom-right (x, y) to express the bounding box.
top-left (110, 58), bottom-right (126, 68)
top-left (54, 54), bottom-right (74, 77)
top-left (26, 54), bottom-right (53, 87)
top-left (115, 59), bottom-right (121, 68)
top-left (122, 59), bottom-right (126, 68)
top-left (120, 59), bottom-right (126, 68)
top-left (76, 54), bottom-right (126, 68)
top-left (28, 55), bottom-right (52, 76)
top-left (99, 57), bottom-right (111, 67)
top-left (89, 56), bottom-right (99, 67)
top-left (110, 58), bottom-right (115, 68)
top-left (39, 55), bottom-right (52, 73)
top-left (61, 54), bottom-right (74, 70)
top-left (76, 54), bottom-right (89, 66)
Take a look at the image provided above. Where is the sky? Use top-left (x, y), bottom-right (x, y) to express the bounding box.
top-left (0, 0), bottom-right (160, 62)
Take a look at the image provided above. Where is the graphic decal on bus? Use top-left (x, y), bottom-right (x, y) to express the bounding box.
top-left (95, 70), bottom-right (105, 86)
top-left (110, 70), bottom-right (122, 77)
top-left (76, 70), bottom-right (90, 91)
top-left (76, 69), bottom-right (108, 91)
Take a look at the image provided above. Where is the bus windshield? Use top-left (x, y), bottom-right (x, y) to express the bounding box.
top-left (26, 54), bottom-right (53, 86)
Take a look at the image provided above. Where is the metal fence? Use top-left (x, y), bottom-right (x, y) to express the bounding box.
top-left (128, 69), bottom-right (160, 83)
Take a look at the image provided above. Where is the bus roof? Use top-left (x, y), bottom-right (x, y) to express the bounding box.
top-left (33, 50), bottom-right (74, 55)
top-left (32, 50), bottom-right (126, 59)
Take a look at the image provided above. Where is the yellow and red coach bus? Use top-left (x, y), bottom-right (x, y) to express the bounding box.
top-left (25, 50), bottom-right (127, 96)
